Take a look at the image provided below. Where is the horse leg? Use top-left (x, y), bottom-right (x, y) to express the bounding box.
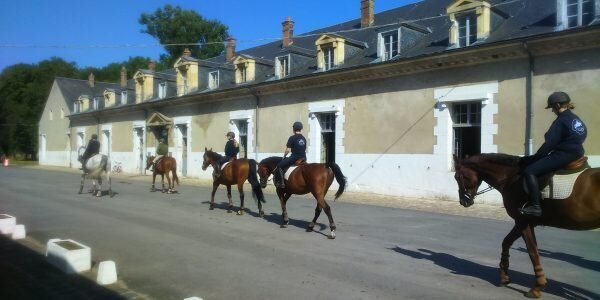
top-left (226, 185), bottom-right (233, 213)
top-left (166, 172), bottom-right (172, 194)
top-left (161, 174), bottom-right (166, 193)
top-left (209, 182), bottom-right (218, 210)
top-left (499, 224), bottom-right (521, 286)
top-left (307, 204), bottom-right (322, 232)
top-left (96, 177), bottom-right (103, 197)
top-left (521, 225), bottom-right (546, 298)
top-left (150, 173), bottom-right (156, 192)
top-left (236, 183), bottom-right (245, 216)
top-left (322, 201), bottom-right (336, 239)
top-left (79, 174), bottom-right (85, 194)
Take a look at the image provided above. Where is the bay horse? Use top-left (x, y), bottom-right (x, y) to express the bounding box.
top-left (201, 147), bottom-right (265, 216)
top-left (77, 147), bottom-right (113, 198)
top-left (146, 155), bottom-right (179, 193)
top-left (257, 157), bottom-right (347, 239)
top-left (453, 153), bottom-right (600, 298)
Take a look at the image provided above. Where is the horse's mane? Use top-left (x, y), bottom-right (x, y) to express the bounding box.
top-left (465, 153), bottom-right (520, 167)
top-left (205, 149), bottom-right (223, 160)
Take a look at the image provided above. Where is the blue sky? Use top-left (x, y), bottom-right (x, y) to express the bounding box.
top-left (0, 0), bottom-right (418, 72)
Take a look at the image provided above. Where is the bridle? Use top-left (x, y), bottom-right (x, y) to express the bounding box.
top-left (457, 171), bottom-right (494, 201)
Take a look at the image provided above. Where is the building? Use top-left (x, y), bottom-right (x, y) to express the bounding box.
top-left (39, 0), bottom-right (600, 204)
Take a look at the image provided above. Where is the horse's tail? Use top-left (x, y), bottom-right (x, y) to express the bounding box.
top-left (327, 162), bottom-right (347, 200)
top-left (171, 158), bottom-right (180, 186)
top-left (248, 159), bottom-right (266, 203)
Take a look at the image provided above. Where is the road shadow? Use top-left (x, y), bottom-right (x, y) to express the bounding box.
top-left (390, 246), bottom-right (599, 300)
top-left (515, 247), bottom-right (600, 273)
top-left (0, 235), bottom-right (126, 300)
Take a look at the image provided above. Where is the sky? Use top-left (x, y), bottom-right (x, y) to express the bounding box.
top-left (0, 0), bottom-right (418, 72)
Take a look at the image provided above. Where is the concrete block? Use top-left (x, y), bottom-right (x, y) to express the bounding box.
top-left (46, 238), bottom-right (91, 274)
top-left (11, 224), bottom-right (26, 240)
top-left (96, 260), bottom-right (118, 285)
top-left (0, 214), bottom-right (16, 235)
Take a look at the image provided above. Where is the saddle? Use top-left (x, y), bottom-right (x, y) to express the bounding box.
top-left (539, 156), bottom-right (590, 200)
top-left (282, 158), bottom-right (307, 180)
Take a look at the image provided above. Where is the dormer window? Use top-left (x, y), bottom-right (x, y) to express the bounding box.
top-left (159, 82), bottom-right (167, 99)
top-left (233, 56), bottom-right (256, 84)
top-left (380, 30), bottom-right (399, 61)
top-left (121, 91), bottom-right (128, 105)
top-left (457, 13), bottom-right (477, 47)
top-left (561, 0), bottom-right (595, 28)
top-left (323, 46), bottom-right (334, 70)
top-left (174, 56), bottom-right (199, 95)
top-left (240, 66), bottom-right (247, 83)
top-left (208, 71), bottom-right (219, 89)
top-left (275, 55), bottom-right (290, 79)
top-left (92, 98), bottom-right (99, 110)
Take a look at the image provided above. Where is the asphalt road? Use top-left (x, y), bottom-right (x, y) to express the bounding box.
top-left (1, 166), bottom-right (599, 300)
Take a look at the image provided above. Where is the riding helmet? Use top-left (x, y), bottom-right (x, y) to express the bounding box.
top-left (91, 134), bottom-right (98, 140)
top-left (546, 91), bottom-right (571, 109)
top-left (226, 131), bottom-right (235, 138)
top-left (292, 121), bottom-right (303, 131)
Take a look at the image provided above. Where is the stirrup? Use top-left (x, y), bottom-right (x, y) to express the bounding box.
top-left (519, 204), bottom-right (542, 217)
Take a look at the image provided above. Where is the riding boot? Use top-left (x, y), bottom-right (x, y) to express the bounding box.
top-left (520, 174), bottom-right (542, 217)
top-left (274, 168), bottom-right (286, 189)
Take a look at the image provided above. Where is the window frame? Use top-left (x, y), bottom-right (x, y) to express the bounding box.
top-left (457, 12), bottom-right (477, 47)
top-left (379, 29), bottom-right (400, 61)
top-left (208, 70), bottom-right (220, 89)
top-left (564, 0), bottom-right (595, 28)
top-left (275, 55), bottom-right (291, 79)
top-left (322, 46), bottom-right (334, 71)
top-left (121, 91), bottom-right (128, 105)
top-left (158, 82), bottom-right (167, 99)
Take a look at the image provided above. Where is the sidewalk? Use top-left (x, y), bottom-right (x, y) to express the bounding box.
top-left (23, 164), bottom-right (512, 222)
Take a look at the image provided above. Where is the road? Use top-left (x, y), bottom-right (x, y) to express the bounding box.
top-left (1, 166), bottom-right (599, 300)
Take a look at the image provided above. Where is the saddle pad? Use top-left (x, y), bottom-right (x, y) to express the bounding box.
top-left (221, 161), bottom-right (231, 170)
top-left (284, 166), bottom-right (298, 180)
top-left (541, 168), bottom-right (587, 200)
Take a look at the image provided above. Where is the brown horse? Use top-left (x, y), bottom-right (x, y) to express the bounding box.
top-left (201, 148), bottom-right (265, 216)
top-left (257, 157), bottom-right (347, 239)
top-left (453, 153), bottom-right (600, 298)
top-left (146, 156), bottom-right (180, 194)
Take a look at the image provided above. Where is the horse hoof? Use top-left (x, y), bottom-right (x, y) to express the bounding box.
top-left (525, 289), bottom-right (542, 298)
top-left (328, 231), bottom-right (336, 239)
top-left (259, 211), bottom-right (265, 218)
top-left (499, 277), bottom-right (511, 286)
top-left (236, 210), bottom-right (244, 216)
top-left (306, 227), bottom-right (313, 232)
top-left (209, 206), bottom-right (214, 210)
top-left (281, 224), bottom-right (288, 228)
top-left (78, 191), bottom-right (82, 194)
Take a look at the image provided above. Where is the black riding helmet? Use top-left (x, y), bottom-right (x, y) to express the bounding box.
top-left (292, 121), bottom-right (303, 131)
top-left (546, 91), bottom-right (571, 109)
top-left (91, 134), bottom-right (98, 140)
top-left (226, 131), bottom-right (235, 138)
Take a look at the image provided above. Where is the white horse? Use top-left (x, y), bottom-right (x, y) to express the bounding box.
top-left (78, 147), bottom-right (113, 197)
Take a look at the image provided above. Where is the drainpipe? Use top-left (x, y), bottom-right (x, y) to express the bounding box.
top-left (523, 42), bottom-right (534, 155)
top-left (249, 88), bottom-right (260, 160)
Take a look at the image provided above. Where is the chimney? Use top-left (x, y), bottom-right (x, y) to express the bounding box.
top-left (282, 16), bottom-right (294, 48)
top-left (226, 36), bottom-right (236, 62)
top-left (361, 0), bottom-right (375, 28)
top-left (182, 48), bottom-right (191, 57)
top-left (120, 66), bottom-right (127, 88)
top-left (148, 60), bottom-right (156, 72)
top-left (88, 73), bottom-right (95, 88)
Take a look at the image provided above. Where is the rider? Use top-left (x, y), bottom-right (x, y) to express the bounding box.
top-left (214, 131), bottom-right (239, 177)
top-left (148, 137), bottom-right (169, 171)
top-left (273, 121), bottom-right (307, 189)
top-left (520, 91), bottom-right (587, 217)
top-left (81, 134), bottom-right (100, 171)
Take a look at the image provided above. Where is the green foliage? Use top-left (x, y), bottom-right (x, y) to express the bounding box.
top-left (139, 4), bottom-right (229, 66)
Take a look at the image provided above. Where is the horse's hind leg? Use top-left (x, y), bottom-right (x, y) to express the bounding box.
top-left (499, 224), bottom-right (521, 286)
top-left (236, 183), bottom-right (245, 216)
top-left (166, 172), bottom-right (172, 194)
top-left (161, 174), bottom-right (166, 193)
top-left (95, 177), bottom-right (103, 197)
top-left (226, 185), bottom-right (233, 213)
top-left (79, 175), bottom-right (85, 194)
top-left (521, 225), bottom-right (547, 298)
top-left (279, 192), bottom-right (291, 228)
top-left (307, 204), bottom-right (322, 232)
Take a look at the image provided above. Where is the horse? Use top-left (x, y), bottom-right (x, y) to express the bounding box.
top-left (257, 157), bottom-right (347, 239)
top-left (146, 155), bottom-right (180, 194)
top-left (453, 153), bottom-right (600, 298)
top-left (77, 147), bottom-right (113, 198)
top-left (201, 147), bottom-right (265, 216)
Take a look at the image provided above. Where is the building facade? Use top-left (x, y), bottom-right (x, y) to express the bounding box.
top-left (39, 0), bottom-right (600, 204)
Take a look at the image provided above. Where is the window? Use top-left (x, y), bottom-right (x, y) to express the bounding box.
top-left (239, 65), bottom-right (247, 83)
top-left (235, 120), bottom-right (248, 158)
top-left (73, 102), bottom-right (78, 113)
top-left (318, 113), bottom-right (336, 164)
top-left (381, 31), bottom-right (399, 61)
top-left (566, 0), bottom-right (594, 27)
top-left (452, 102), bottom-right (481, 159)
top-left (276, 55), bottom-right (290, 79)
top-left (457, 13), bottom-right (477, 47)
top-left (323, 47), bottom-right (334, 71)
top-left (60, 108), bottom-right (64, 119)
top-left (121, 91), bottom-right (128, 105)
top-left (159, 82), bottom-right (167, 99)
top-left (49, 110), bottom-right (53, 121)
top-left (208, 71), bottom-right (219, 89)
top-left (93, 98), bottom-right (99, 110)
top-left (182, 73), bottom-right (188, 94)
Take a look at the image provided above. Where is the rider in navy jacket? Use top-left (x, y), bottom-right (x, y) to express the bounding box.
top-left (274, 121), bottom-right (307, 189)
top-left (520, 91), bottom-right (587, 217)
top-left (81, 134), bottom-right (100, 170)
top-left (214, 132), bottom-right (239, 177)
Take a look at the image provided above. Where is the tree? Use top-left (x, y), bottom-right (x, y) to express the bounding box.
top-left (139, 5), bottom-right (229, 66)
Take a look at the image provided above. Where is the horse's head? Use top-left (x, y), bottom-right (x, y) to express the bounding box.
top-left (202, 147), bottom-right (215, 171)
top-left (257, 157), bottom-right (281, 188)
top-left (453, 155), bottom-right (482, 208)
top-left (146, 156), bottom-right (155, 169)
